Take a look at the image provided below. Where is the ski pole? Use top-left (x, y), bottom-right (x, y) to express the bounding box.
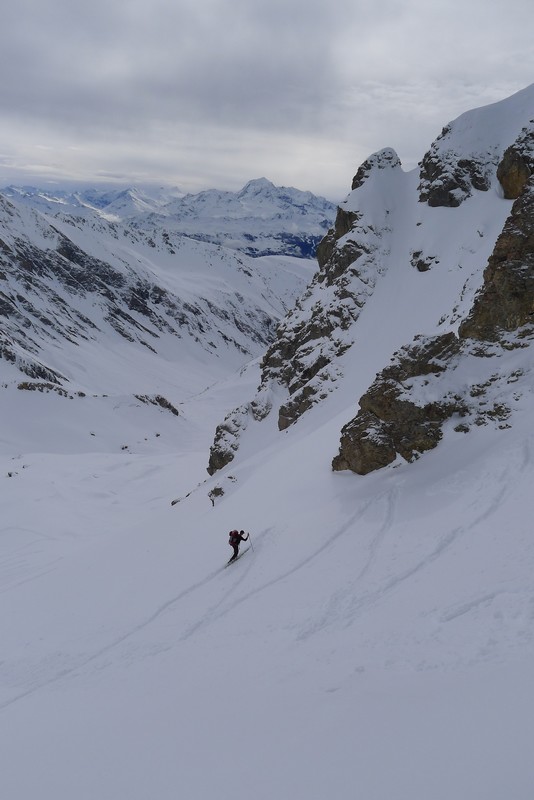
top-left (248, 531), bottom-right (254, 551)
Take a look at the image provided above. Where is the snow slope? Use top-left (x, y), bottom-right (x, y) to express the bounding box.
top-left (1, 87), bottom-right (534, 800)
top-left (2, 352), bottom-right (533, 799)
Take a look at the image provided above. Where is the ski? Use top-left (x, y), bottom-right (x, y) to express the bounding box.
top-left (225, 546), bottom-right (250, 567)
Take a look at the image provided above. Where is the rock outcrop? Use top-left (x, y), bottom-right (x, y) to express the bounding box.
top-left (332, 333), bottom-right (464, 473)
top-left (459, 179), bottom-right (534, 340)
top-left (417, 124), bottom-right (494, 207)
top-left (495, 124), bottom-right (534, 199)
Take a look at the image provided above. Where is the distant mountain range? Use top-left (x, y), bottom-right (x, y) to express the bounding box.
top-left (1, 178), bottom-right (337, 258)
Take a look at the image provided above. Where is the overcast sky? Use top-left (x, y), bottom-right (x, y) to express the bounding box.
top-left (0, 0), bottom-right (532, 200)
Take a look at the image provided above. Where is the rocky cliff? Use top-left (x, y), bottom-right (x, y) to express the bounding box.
top-left (333, 131), bottom-right (534, 474)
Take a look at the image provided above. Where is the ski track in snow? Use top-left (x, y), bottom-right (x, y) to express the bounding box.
top-left (179, 542), bottom-right (262, 640)
top-left (0, 500), bottom-right (377, 711)
top-left (344, 468), bottom-right (514, 623)
top-left (0, 434), bottom-right (524, 714)
top-left (297, 460), bottom-right (518, 640)
top-left (176, 495), bottom-right (386, 638)
top-left (0, 557), bottom-right (235, 712)
top-left (439, 591), bottom-right (506, 623)
top-left (355, 485), bottom-right (400, 581)
top-left (0, 453), bottom-right (519, 716)
top-left (343, 525), bottom-right (464, 625)
top-left (0, 526), bottom-right (64, 594)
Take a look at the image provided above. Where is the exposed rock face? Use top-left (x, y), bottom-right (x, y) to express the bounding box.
top-left (459, 178), bottom-right (534, 340)
top-left (207, 404), bottom-right (249, 475)
top-left (333, 176), bottom-right (534, 475)
top-left (332, 334), bottom-right (463, 474)
top-left (351, 148), bottom-right (402, 190)
top-left (315, 207), bottom-right (361, 280)
top-left (206, 383), bottom-right (275, 474)
top-left (496, 125), bottom-right (534, 200)
top-left (418, 125), bottom-right (494, 207)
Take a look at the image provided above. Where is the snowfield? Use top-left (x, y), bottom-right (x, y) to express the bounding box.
top-left (2, 367), bottom-right (534, 800)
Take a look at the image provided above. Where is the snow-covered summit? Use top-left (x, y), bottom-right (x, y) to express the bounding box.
top-left (238, 176), bottom-right (277, 196)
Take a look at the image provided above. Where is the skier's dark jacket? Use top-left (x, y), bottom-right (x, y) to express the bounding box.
top-left (229, 530), bottom-right (246, 546)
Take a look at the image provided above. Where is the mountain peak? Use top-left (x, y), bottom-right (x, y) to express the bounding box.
top-left (351, 148), bottom-right (402, 190)
top-left (238, 177), bottom-right (276, 196)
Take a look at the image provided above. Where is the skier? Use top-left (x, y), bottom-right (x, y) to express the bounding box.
top-left (228, 529), bottom-right (249, 563)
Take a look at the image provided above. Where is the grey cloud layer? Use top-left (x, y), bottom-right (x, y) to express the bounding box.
top-left (1, 0), bottom-right (347, 134)
top-left (1, 0), bottom-right (533, 196)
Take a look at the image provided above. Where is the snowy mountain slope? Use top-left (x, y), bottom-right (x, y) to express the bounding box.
top-left (333, 179), bottom-right (534, 474)
top-left (0, 193), bottom-right (314, 396)
top-left (1, 177), bottom-right (337, 258)
top-left (0, 190), bottom-right (314, 466)
top-left (1, 85), bottom-right (534, 800)
top-left (208, 84), bottom-right (534, 474)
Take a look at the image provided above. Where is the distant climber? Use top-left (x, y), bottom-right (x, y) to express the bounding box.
top-left (228, 529), bottom-right (249, 563)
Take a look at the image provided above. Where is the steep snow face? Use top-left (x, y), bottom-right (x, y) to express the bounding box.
top-left (205, 149), bottom-right (420, 472)
top-left (330, 98), bottom-right (534, 474)
top-left (431, 83), bottom-right (534, 166)
top-left (1, 178), bottom-right (337, 259)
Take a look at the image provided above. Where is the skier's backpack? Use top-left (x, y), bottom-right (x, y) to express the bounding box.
top-left (229, 529), bottom-right (239, 545)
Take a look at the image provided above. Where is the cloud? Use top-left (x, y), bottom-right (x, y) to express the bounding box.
top-left (0, 0), bottom-right (533, 199)
top-left (1, 0), bottom-right (344, 132)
